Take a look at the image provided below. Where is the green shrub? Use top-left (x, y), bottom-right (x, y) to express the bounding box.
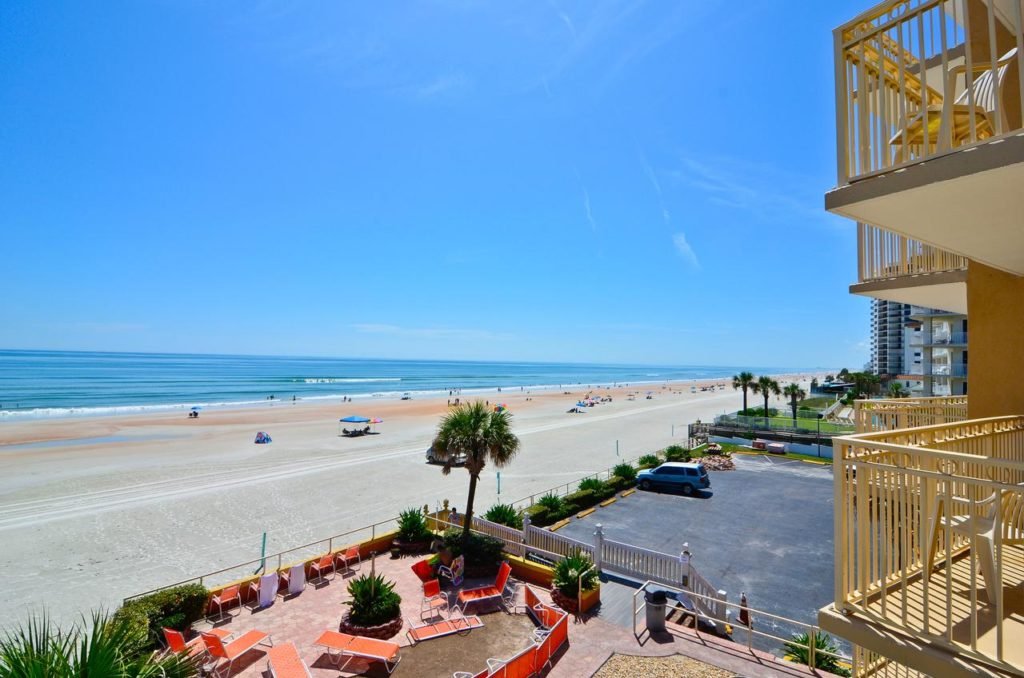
top-left (740, 407), bottom-right (779, 417)
top-left (578, 477), bottom-right (604, 493)
top-left (397, 507), bottom-right (432, 542)
top-left (112, 583), bottom-right (209, 650)
top-left (563, 489), bottom-right (597, 515)
top-left (524, 503), bottom-right (552, 527)
top-left (637, 454), bottom-right (660, 469)
top-left (553, 549), bottom-right (599, 598)
top-left (663, 445), bottom-right (690, 462)
top-left (484, 503), bottom-right (523, 529)
top-left (537, 493), bottom-right (564, 512)
top-left (611, 462), bottom-right (637, 482)
top-left (782, 632), bottom-right (851, 676)
top-left (605, 475), bottom-right (631, 492)
top-left (442, 529), bottom-right (504, 567)
top-left (346, 574), bottom-right (402, 626)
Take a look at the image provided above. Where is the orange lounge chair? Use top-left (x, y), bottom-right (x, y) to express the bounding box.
top-left (266, 642), bottom-right (312, 678)
top-left (208, 584), bottom-right (241, 620)
top-left (335, 545), bottom-right (361, 574)
top-left (310, 554), bottom-right (335, 584)
top-left (201, 629), bottom-right (273, 677)
top-left (162, 627), bottom-right (231, 657)
top-left (456, 561), bottom-right (512, 612)
top-left (406, 608), bottom-right (484, 644)
top-left (315, 629), bottom-right (401, 674)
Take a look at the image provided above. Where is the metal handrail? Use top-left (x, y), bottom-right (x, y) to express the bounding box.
top-left (630, 580), bottom-right (850, 669)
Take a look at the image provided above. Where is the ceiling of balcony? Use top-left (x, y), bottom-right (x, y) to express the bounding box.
top-left (850, 275), bottom-right (968, 315)
top-left (827, 134), bottom-right (1024, 277)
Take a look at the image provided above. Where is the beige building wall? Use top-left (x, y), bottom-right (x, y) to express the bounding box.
top-left (966, 261), bottom-right (1024, 418)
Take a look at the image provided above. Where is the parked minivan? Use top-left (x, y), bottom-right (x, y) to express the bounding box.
top-left (637, 462), bottom-right (710, 495)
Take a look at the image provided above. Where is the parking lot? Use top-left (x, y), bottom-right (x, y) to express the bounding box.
top-left (558, 454), bottom-right (836, 651)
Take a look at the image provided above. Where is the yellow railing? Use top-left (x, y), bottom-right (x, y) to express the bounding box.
top-left (853, 395), bottom-right (968, 433)
top-left (857, 223), bottom-right (968, 284)
top-left (832, 416), bottom-right (1024, 672)
top-left (835, 0), bottom-right (1024, 183)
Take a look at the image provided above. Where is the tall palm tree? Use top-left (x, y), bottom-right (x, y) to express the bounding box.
top-left (782, 383), bottom-right (807, 426)
top-left (432, 401), bottom-right (520, 539)
top-left (888, 381), bottom-right (908, 398)
top-left (732, 371), bottom-right (755, 413)
top-left (751, 376), bottom-right (781, 428)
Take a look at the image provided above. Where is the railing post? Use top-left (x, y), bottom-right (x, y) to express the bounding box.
top-left (593, 524), bottom-right (604, 572)
top-left (808, 627), bottom-right (816, 668)
top-left (522, 515), bottom-right (531, 548)
top-left (715, 589), bottom-right (728, 635)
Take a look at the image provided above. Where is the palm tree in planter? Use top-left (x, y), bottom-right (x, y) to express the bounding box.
top-left (782, 383), bottom-right (807, 426)
top-left (551, 549), bottom-right (600, 614)
top-left (732, 371), bottom-right (755, 414)
top-left (432, 401), bottom-right (520, 541)
top-left (751, 376), bottom-right (781, 428)
top-left (339, 573), bottom-right (403, 639)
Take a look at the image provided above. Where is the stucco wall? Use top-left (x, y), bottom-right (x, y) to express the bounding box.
top-left (966, 261), bottom-right (1024, 418)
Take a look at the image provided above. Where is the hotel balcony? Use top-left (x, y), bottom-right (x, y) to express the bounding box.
top-left (820, 416), bottom-right (1024, 677)
top-left (853, 223), bottom-right (968, 312)
top-left (827, 0), bottom-right (1024, 276)
top-left (852, 395), bottom-right (968, 433)
top-left (909, 330), bottom-right (969, 346)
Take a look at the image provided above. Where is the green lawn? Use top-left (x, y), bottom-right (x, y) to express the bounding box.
top-left (728, 413), bottom-right (852, 434)
top-left (798, 396), bottom-right (837, 410)
top-left (693, 442), bottom-right (831, 463)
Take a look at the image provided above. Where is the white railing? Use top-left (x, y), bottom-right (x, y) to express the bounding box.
top-left (835, 0), bottom-right (1024, 183)
top-left (857, 223), bottom-right (968, 283)
top-left (523, 522), bottom-right (594, 560)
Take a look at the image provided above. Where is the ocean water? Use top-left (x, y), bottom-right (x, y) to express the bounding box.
top-left (0, 350), bottom-right (790, 419)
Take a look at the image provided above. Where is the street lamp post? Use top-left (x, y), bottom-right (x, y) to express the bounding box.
top-left (816, 413), bottom-right (822, 457)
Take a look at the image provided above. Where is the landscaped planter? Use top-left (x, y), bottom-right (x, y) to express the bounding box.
top-left (392, 538), bottom-right (432, 554)
top-left (551, 584), bottom-right (600, 614)
top-left (464, 561), bottom-right (500, 579)
top-left (338, 613), bottom-right (404, 640)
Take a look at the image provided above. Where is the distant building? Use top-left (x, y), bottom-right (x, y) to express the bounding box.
top-left (900, 307), bottom-right (968, 396)
top-left (869, 300), bottom-right (911, 379)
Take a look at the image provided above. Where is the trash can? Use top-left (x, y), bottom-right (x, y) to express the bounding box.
top-left (644, 588), bottom-right (668, 632)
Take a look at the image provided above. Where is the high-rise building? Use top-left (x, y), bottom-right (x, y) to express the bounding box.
top-left (870, 299), bottom-right (911, 378)
top-left (823, 1), bottom-right (1023, 675)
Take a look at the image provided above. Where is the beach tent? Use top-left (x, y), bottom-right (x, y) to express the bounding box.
top-left (254, 431), bottom-right (272, 444)
top-left (339, 415), bottom-right (371, 436)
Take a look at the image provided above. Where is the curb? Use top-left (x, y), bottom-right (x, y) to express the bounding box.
top-left (549, 518), bottom-right (573, 532)
top-left (599, 497), bottom-right (617, 507)
top-left (576, 507), bottom-right (597, 519)
top-left (620, 488), bottom-right (636, 497)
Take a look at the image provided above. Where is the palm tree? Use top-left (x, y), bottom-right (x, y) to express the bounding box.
top-left (432, 401), bottom-right (520, 539)
top-left (888, 381), bottom-right (908, 398)
top-left (751, 376), bottom-right (781, 428)
top-left (732, 371), bottom-right (755, 413)
top-left (782, 383), bottom-right (807, 426)
top-left (782, 631), bottom-right (850, 676)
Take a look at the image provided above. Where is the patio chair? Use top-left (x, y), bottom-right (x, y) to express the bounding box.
top-left (279, 563), bottom-right (306, 597)
top-left (406, 607), bottom-right (484, 644)
top-left (335, 545), bottom-right (361, 574)
top-left (200, 629), bottom-right (273, 678)
top-left (891, 48), bottom-right (1019, 158)
top-left (927, 484), bottom-right (1024, 603)
top-left (438, 554), bottom-right (465, 587)
top-left (162, 627), bottom-right (231, 657)
top-left (266, 642), bottom-right (312, 678)
top-left (315, 630), bottom-right (402, 675)
top-left (456, 561), bottom-right (513, 612)
top-left (411, 558), bottom-right (435, 583)
top-left (246, 572), bottom-right (280, 611)
top-left (420, 578), bottom-right (450, 621)
top-left (208, 584), bottom-right (241, 620)
top-left (310, 554), bottom-right (335, 584)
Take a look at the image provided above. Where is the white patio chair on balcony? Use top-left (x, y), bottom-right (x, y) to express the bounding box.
top-left (928, 485), bottom-right (1024, 604)
top-left (891, 48), bottom-right (1018, 159)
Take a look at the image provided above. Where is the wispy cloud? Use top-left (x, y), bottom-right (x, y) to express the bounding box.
top-left (672, 232), bottom-right (699, 269)
top-left (670, 153), bottom-right (842, 229)
top-left (413, 72), bottom-right (470, 98)
top-left (352, 324), bottom-right (513, 342)
top-left (639, 152), bottom-right (671, 226)
top-left (581, 187), bottom-right (597, 231)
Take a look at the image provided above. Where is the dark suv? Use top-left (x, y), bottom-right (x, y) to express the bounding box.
top-left (637, 462), bottom-right (711, 495)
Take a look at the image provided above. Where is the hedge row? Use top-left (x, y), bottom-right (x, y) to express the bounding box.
top-left (524, 474), bottom-right (634, 527)
top-left (111, 583), bottom-right (209, 650)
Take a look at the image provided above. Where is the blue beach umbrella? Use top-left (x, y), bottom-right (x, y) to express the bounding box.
top-left (339, 416), bottom-right (371, 423)
top-left (191, 406), bottom-right (202, 411)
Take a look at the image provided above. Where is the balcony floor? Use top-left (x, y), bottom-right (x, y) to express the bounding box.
top-left (858, 545), bottom-right (1024, 672)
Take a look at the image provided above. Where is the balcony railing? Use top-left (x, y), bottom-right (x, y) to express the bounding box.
top-left (835, 0), bottom-right (1024, 183)
top-left (853, 395), bottom-right (968, 433)
top-left (833, 416), bottom-right (1024, 672)
top-left (909, 331), bottom-right (969, 346)
top-left (857, 223), bottom-right (968, 284)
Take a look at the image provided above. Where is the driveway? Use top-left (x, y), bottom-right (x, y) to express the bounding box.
top-left (557, 455), bottom-right (836, 654)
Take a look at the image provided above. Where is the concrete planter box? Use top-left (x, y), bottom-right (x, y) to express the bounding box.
top-left (338, 612), bottom-right (403, 640)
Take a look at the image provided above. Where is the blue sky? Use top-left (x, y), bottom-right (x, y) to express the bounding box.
top-left (0, 0), bottom-right (870, 369)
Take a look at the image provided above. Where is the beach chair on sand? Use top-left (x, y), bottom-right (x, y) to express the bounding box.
top-left (310, 554), bottom-right (335, 584)
top-left (267, 642), bottom-right (312, 678)
top-left (315, 630), bottom-right (401, 674)
top-left (201, 629), bottom-right (273, 677)
top-left (208, 585), bottom-right (241, 620)
top-left (456, 561), bottom-right (513, 613)
top-left (279, 563), bottom-right (306, 598)
top-left (335, 545), bottom-right (361, 574)
top-left (162, 627), bottom-right (231, 657)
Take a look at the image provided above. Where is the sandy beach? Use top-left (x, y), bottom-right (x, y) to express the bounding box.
top-left (0, 373), bottom-right (824, 627)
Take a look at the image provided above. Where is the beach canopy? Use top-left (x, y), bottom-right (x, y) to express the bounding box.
top-left (340, 415), bottom-right (371, 423)
top-left (254, 431), bottom-right (272, 444)
top-left (191, 406), bottom-right (202, 411)
top-left (576, 401), bottom-right (588, 408)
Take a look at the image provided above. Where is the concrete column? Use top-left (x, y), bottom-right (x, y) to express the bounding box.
top-left (593, 523), bottom-right (604, 571)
